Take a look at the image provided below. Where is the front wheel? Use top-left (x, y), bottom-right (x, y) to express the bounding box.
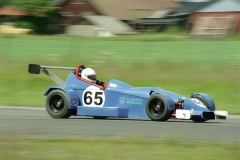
top-left (191, 94), bottom-right (209, 122)
top-left (146, 94), bottom-right (172, 121)
top-left (46, 89), bottom-right (72, 118)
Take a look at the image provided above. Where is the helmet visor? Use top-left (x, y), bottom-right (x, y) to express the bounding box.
top-left (87, 75), bottom-right (96, 81)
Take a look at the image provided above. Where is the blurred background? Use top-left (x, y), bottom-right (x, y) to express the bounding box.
top-left (0, 0), bottom-right (240, 114)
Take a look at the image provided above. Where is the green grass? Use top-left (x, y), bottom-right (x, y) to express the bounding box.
top-left (0, 34), bottom-right (240, 114)
top-left (0, 137), bottom-right (239, 160)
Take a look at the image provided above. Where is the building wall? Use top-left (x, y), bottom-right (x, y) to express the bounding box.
top-left (66, 25), bottom-right (96, 36)
top-left (60, 0), bottom-right (101, 17)
top-left (189, 12), bottom-right (240, 33)
top-left (66, 25), bottom-right (114, 37)
top-left (58, 0), bottom-right (102, 33)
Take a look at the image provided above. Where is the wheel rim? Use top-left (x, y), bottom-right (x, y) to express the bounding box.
top-left (148, 98), bottom-right (165, 117)
top-left (49, 95), bottom-right (65, 113)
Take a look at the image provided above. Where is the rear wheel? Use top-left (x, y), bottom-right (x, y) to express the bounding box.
top-left (191, 94), bottom-right (209, 122)
top-left (146, 94), bottom-right (172, 121)
top-left (46, 89), bottom-right (72, 118)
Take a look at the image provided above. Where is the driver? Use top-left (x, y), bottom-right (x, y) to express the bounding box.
top-left (81, 68), bottom-right (97, 83)
top-left (81, 68), bottom-right (105, 87)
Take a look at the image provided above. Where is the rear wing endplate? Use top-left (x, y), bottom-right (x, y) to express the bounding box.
top-left (28, 64), bottom-right (75, 87)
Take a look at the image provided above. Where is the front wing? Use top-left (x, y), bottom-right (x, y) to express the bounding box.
top-left (175, 109), bottom-right (228, 120)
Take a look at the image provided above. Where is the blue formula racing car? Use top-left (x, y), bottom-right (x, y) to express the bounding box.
top-left (28, 64), bottom-right (228, 122)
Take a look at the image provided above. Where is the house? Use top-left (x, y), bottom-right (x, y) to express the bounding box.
top-left (126, 0), bottom-right (214, 32)
top-left (128, 10), bottom-right (183, 32)
top-left (0, 6), bottom-right (28, 16)
top-left (0, 5), bottom-right (28, 23)
top-left (0, 6), bottom-right (31, 34)
top-left (55, 0), bottom-right (181, 34)
top-left (0, 0), bottom-right (183, 35)
top-left (87, 0), bottom-right (181, 20)
top-left (54, 0), bottom-right (102, 33)
top-left (65, 14), bottom-right (138, 36)
top-left (169, 1), bottom-right (211, 29)
top-left (0, 4), bottom-right (59, 34)
top-left (189, 0), bottom-right (240, 36)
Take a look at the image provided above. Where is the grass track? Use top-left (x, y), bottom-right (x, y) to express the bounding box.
top-left (0, 137), bottom-right (240, 160)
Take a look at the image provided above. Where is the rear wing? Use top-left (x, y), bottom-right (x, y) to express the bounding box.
top-left (28, 64), bottom-right (76, 87)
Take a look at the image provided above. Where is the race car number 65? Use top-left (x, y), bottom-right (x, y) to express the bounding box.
top-left (82, 86), bottom-right (105, 107)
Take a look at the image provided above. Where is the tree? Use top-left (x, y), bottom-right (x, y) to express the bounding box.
top-left (6, 0), bottom-right (60, 34)
top-left (9, 0), bottom-right (54, 17)
top-left (0, 0), bottom-right (10, 8)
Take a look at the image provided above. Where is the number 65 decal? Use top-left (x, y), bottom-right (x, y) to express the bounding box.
top-left (82, 86), bottom-right (105, 107)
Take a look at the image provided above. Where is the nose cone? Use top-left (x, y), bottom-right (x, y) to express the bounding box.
top-left (183, 98), bottom-right (210, 111)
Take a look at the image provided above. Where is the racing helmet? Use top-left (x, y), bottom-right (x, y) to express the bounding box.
top-left (81, 68), bottom-right (97, 83)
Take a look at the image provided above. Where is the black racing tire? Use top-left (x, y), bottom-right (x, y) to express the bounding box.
top-left (46, 89), bottom-right (72, 118)
top-left (191, 94), bottom-right (209, 123)
top-left (146, 94), bottom-right (172, 121)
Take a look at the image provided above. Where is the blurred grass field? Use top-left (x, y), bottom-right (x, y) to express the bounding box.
top-left (0, 34), bottom-right (240, 114)
top-left (0, 33), bottom-right (240, 160)
top-left (0, 137), bottom-right (240, 160)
